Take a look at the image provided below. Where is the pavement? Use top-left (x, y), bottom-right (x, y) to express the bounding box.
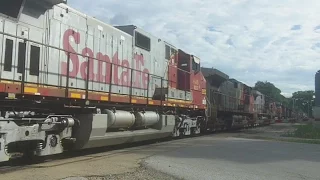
top-left (1, 124), bottom-right (320, 180)
top-left (145, 136), bottom-right (320, 180)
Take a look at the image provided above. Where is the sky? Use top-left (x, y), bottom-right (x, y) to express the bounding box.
top-left (68, 0), bottom-right (320, 97)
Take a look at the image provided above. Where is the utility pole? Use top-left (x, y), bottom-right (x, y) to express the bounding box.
top-left (292, 98), bottom-right (296, 118)
top-left (308, 101), bottom-right (310, 117)
top-left (293, 99), bottom-right (295, 109)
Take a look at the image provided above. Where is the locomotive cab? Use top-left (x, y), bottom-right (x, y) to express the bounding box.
top-left (0, 1), bottom-right (25, 20)
top-left (0, 0), bottom-right (66, 21)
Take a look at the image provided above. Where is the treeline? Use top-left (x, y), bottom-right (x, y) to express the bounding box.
top-left (253, 81), bottom-right (314, 116)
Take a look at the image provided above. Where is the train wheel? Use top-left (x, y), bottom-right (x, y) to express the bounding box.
top-left (21, 151), bottom-right (45, 164)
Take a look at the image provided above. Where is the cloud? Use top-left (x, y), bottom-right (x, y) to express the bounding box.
top-left (291, 25), bottom-right (302, 30)
top-left (110, 14), bottom-right (130, 25)
top-left (68, 0), bottom-right (320, 96)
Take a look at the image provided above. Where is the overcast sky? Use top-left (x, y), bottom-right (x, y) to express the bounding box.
top-left (68, 0), bottom-right (320, 97)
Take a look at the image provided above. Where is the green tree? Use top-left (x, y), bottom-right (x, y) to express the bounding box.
top-left (253, 81), bottom-right (288, 105)
top-left (291, 90), bottom-right (315, 117)
top-left (253, 81), bottom-right (314, 117)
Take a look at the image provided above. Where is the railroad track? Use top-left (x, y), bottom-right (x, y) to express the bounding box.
top-left (0, 135), bottom-right (183, 174)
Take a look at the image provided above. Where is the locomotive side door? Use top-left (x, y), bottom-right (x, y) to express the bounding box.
top-left (13, 24), bottom-right (42, 85)
top-left (25, 26), bottom-right (42, 84)
top-left (13, 24), bottom-right (29, 83)
top-left (1, 20), bottom-right (17, 81)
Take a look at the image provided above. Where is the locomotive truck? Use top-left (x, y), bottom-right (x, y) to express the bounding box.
top-left (0, 0), bottom-right (278, 163)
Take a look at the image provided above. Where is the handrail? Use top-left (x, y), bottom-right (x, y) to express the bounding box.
top-left (0, 31), bottom-right (192, 75)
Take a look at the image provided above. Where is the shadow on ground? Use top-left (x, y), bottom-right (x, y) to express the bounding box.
top-left (140, 136), bottom-right (320, 164)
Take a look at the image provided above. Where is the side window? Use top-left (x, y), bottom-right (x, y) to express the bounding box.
top-left (171, 48), bottom-right (177, 55)
top-left (211, 90), bottom-right (216, 105)
top-left (29, 45), bottom-right (40, 76)
top-left (165, 45), bottom-right (170, 60)
top-left (192, 57), bottom-right (200, 72)
top-left (135, 32), bottom-right (150, 51)
top-left (192, 60), bottom-right (197, 71)
top-left (4, 39), bottom-right (13, 72)
top-left (234, 82), bottom-right (238, 88)
top-left (17, 42), bottom-right (26, 74)
top-left (171, 48), bottom-right (177, 59)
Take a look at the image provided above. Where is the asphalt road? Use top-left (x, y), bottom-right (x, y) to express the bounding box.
top-left (145, 136), bottom-right (320, 180)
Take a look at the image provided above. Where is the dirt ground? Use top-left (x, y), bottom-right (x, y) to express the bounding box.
top-left (86, 166), bottom-right (180, 180)
top-left (237, 123), bottom-right (298, 139)
top-left (235, 122), bottom-right (320, 144)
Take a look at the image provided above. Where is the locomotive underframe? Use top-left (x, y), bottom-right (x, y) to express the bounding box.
top-left (0, 91), bottom-right (205, 163)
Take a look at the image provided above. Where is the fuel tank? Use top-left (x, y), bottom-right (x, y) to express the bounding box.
top-left (102, 109), bottom-right (135, 129)
top-left (134, 111), bottom-right (160, 127)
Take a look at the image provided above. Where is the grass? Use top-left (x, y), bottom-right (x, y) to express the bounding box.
top-left (238, 123), bottom-right (320, 145)
top-left (283, 124), bottom-right (320, 139)
top-left (249, 135), bottom-right (320, 145)
top-left (283, 138), bottom-right (320, 145)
